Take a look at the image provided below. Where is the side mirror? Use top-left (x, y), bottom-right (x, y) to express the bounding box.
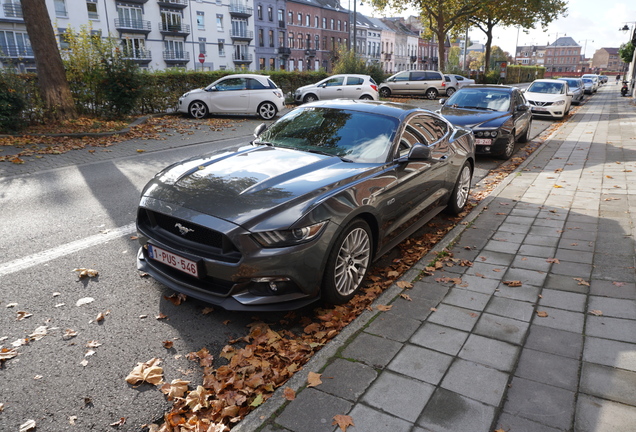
top-left (253, 123), bottom-right (268, 138)
top-left (439, 98), bottom-right (446, 105)
top-left (517, 104), bottom-right (529, 112)
top-left (407, 143), bottom-right (431, 160)
top-left (207, 85), bottom-right (217, 92)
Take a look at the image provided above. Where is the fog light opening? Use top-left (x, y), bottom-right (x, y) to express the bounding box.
top-left (484, 146), bottom-right (491, 152)
top-left (249, 277), bottom-right (292, 295)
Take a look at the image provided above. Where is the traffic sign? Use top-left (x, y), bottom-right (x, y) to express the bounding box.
top-left (198, 53), bottom-right (205, 64)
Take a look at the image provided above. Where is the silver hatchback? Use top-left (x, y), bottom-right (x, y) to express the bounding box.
top-left (294, 74), bottom-right (379, 104)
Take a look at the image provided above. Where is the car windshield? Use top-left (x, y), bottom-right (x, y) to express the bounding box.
top-left (582, 78), bottom-right (593, 83)
top-left (444, 89), bottom-right (511, 112)
top-left (258, 107), bottom-right (399, 163)
top-left (527, 82), bottom-right (565, 94)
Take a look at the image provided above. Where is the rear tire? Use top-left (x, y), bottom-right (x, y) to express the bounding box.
top-left (322, 219), bottom-right (372, 304)
top-left (446, 87), bottom-right (456, 97)
top-left (425, 88), bottom-right (439, 100)
top-left (360, 94), bottom-right (374, 100)
top-left (445, 162), bottom-right (472, 215)
top-left (518, 118), bottom-right (532, 143)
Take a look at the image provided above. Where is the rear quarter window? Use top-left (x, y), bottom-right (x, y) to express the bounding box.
top-left (424, 72), bottom-right (443, 81)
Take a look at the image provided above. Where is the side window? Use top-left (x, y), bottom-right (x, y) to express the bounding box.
top-left (393, 71), bottom-right (409, 81)
top-left (410, 71), bottom-right (426, 81)
top-left (216, 78), bottom-right (246, 91)
top-left (325, 77), bottom-right (344, 86)
top-left (397, 125), bottom-right (423, 158)
top-left (424, 72), bottom-right (443, 81)
top-left (247, 78), bottom-right (266, 90)
top-left (346, 77), bottom-right (364, 86)
top-left (456, 76), bottom-right (464, 81)
top-left (412, 115), bottom-right (447, 144)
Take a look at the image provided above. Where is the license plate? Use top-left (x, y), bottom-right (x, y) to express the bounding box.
top-left (475, 138), bottom-right (492, 145)
top-left (533, 107), bottom-right (548, 112)
top-left (148, 244), bottom-right (199, 278)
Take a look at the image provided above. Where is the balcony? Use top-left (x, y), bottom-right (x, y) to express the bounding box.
top-left (230, 30), bottom-right (253, 41)
top-left (114, 18), bottom-right (152, 35)
top-left (3, 3), bottom-right (23, 18)
top-left (163, 50), bottom-right (190, 64)
top-left (229, 3), bottom-right (253, 18)
top-left (304, 49), bottom-right (316, 57)
top-left (276, 47), bottom-right (291, 56)
top-left (157, 0), bottom-right (187, 8)
top-left (0, 46), bottom-right (34, 58)
top-left (119, 0), bottom-right (147, 3)
top-left (159, 22), bottom-right (191, 37)
top-left (232, 53), bottom-right (253, 64)
top-left (123, 49), bottom-right (152, 64)
top-left (410, 55), bottom-right (417, 63)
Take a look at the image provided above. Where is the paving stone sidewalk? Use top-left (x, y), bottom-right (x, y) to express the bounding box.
top-left (234, 87), bottom-right (636, 432)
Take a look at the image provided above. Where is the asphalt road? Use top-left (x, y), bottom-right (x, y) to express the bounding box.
top-left (0, 93), bottom-right (566, 431)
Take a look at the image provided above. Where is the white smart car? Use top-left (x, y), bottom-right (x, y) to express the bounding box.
top-left (178, 74), bottom-right (285, 120)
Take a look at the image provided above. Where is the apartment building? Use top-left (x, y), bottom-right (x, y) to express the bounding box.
top-left (544, 36), bottom-right (581, 74)
top-left (591, 47), bottom-right (626, 73)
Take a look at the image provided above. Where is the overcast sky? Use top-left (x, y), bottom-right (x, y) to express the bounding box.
top-left (351, 0), bottom-right (636, 58)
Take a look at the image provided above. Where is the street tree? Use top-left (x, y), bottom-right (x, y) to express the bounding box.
top-left (20, 0), bottom-right (77, 121)
top-left (370, 0), bottom-right (488, 71)
top-left (470, 0), bottom-right (567, 72)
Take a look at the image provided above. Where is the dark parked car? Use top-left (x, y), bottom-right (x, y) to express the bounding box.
top-left (439, 85), bottom-right (532, 160)
top-left (557, 78), bottom-right (585, 105)
top-left (136, 100), bottom-right (475, 311)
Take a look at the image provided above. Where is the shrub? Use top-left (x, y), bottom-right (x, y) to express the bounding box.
top-left (0, 71), bottom-right (26, 132)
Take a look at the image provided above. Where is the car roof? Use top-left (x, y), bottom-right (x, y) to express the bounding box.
top-left (459, 84), bottom-right (517, 93)
top-left (298, 99), bottom-right (433, 120)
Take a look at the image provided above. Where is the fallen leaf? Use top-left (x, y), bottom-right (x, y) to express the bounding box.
top-left (0, 347), bottom-right (19, 361)
top-left (161, 379), bottom-right (190, 399)
top-left (573, 278), bottom-right (590, 286)
top-left (332, 414), bottom-right (355, 432)
top-left (156, 313), bottom-right (168, 320)
top-left (546, 258), bottom-right (560, 264)
top-left (503, 280), bottom-right (522, 287)
top-left (588, 310), bottom-right (603, 316)
top-left (307, 371), bottom-right (322, 387)
top-left (125, 358), bottom-right (164, 386)
top-left (202, 307), bottom-right (214, 314)
top-left (95, 312), bottom-right (106, 322)
top-left (6, 302), bottom-right (18, 308)
top-left (400, 293), bottom-right (412, 301)
top-left (19, 419), bottom-right (36, 432)
top-left (80, 359), bottom-right (89, 367)
top-left (612, 281), bottom-right (625, 287)
top-left (430, 307), bottom-right (437, 312)
top-left (396, 281), bottom-right (413, 289)
top-left (16, 311), bottom-right (33, 321)
top-left (536, 311), bottom-right (549, 317)
top-left (69, 416), bottom-right (77, 425)
top-left (63, 329), bottom-right (79, 340)
top-left (76, 297), bottom-right (95, 307)
top-left (376, 304), bottom-right (392, 311)
top-left (110, 417), bottom-right (126, 426)
top-left (283, 387), bottom-right (296, 401)
top-left (86, 340), bottom-right (102, 348)
top-left (250, 393), bottom-right (264, 407)
top-left (29, 326), bottom-right (48, 341)
top-left (73, 268), bottom-right (99, 279)
top-left (163, 340), bottom-right (174, 349)
top-left (164, 293), bottom-right (187, 306)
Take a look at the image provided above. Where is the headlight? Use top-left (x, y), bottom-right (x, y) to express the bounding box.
top-left (181, 92), bottom-right (190, 98)
top-left (252, 221), bottom-right (328, 247)
top-left (554, 100), bottom-right (565, 106)
top-left (274, 90), bottom-right (283, 98)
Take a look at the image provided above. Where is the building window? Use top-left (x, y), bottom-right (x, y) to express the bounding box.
top-left (0, 30), bottom-right (32, 57)
top-left (122, 36), bottom-right (146, 59)
top-left (288, 11), bottom-right (293, 25)
top-left (197, 11), bottom-right (205, 30)
top-left (297, 13), bottom-right (301, 25)
top-left (269, 30), bottom-right (274, 47)
top-left (258, 28), bottom-right (264, 47)
top-left (289, 32), bottom-right (294, 49)
top-left (315, 16), bottom-right (319, 28)
top-left (218, 39), bottom-right (225, 56)
top-left (164, 39), bottom-right (185, 59)
top-left (54, 0), bottom-right (67, 18)
top-left (216, 14), bottom-right (224, 31)
top-left (268, 7), bottom-right (273, 21)
top-left (57, 28), bottom-right (69, 49)
top-left (337, 20), bottom-right (341, 31)
top-left (199, 37), bottom-right (206, 54)
top-left (161, 10), bottom-right (182, 32)
top-left (330, 19), bottom-right (334, 30)
top-left (322, 18), bottom-right (326, 29)
top-left (305, 34), bottom-right (310, 49)
top-left (278, 9), bottom-right (284, 24)
top-left (298, 33), bottom-right (303, 48)
top-left (279, 31), bottom-right (284, 48)
top-left (117, 5), bottom-right (142, 29)
top-left (257, 5), bottom-right (262, 20)
top-left (259, 57), bottom-right (265, 70)
top-left (305, 14), bottom-right (310, 27)
top-left (269, 57), bottom-right (275, 70)
top-left (86, 0), bottom-right (98, 20)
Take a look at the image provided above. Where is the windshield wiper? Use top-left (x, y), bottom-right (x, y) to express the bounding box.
top-left (306, 148), bottom-right (353, 162)
top-left (462, 106), bottom-right (496, 111)
top-left (252, 139), bottom-right (274, 146)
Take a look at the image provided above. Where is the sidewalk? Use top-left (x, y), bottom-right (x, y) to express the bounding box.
top-left (235, 87), bottom-right (636, 432)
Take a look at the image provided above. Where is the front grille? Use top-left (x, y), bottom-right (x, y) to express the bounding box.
top-left (138, 209), bottom-right (241, 263)
top-left (529, 100), bottom-right (553, 107)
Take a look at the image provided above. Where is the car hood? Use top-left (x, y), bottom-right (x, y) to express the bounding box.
top-left (142, 145), bottom-right (374, 227)
top-left (440, 107), bottom-right (510, 129)
top-left (524, 92), bottom-right (567, 103)
top-left (295, 84), bottom-right (317, 93)
top-left (183, 88), bottom-right (206, 97)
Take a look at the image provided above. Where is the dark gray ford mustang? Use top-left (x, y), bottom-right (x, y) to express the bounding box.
top-left (136, 100), bottom-right (475, 311)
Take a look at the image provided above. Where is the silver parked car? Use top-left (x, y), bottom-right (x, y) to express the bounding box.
top-left (137, 100), bottom-right (475, 311)
top-left (294, 74), bottom-right (379, 104)
top-left (177, 74), bottom-right (285, 120)
top-left (379, 70), bottom-right (446, 100)
top-left (443, 74), bottom-right (476, 96)
top-left (557, 78), bottom-right (585, 105)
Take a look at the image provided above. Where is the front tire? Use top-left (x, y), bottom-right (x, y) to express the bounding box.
top-left (322, 219), bottom-right (372, 304)
top-left (446, 87), bottom-right (456, 97)
top-left (379, 87), bottom-right (391, 98)
top-left (496, 134), bottom-right (516, 160)
top-left (425, 88), bottom-right (439, 100)
top-left (303, 93), bottom-right (318, 104)
top-left (257, 102), bottom-right (277, 120)
top-left (445, 162), bottom-right (472, 215)
top-left (188, 101), bottom-right (208, 119)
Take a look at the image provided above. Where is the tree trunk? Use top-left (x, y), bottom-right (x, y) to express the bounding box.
top-left (20, 0), bottom-right (76, 121)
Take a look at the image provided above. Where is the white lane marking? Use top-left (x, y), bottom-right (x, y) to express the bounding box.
top-left (0, 223), bottom-right (136, 278)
